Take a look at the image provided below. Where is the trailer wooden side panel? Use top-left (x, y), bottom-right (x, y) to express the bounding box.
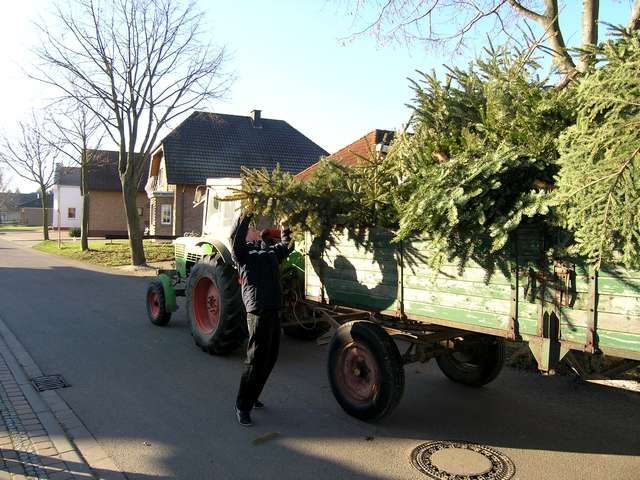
top-left (304, 229), bottom-right (640, 365)
top-left (557, 265), bottom-right (640, 360)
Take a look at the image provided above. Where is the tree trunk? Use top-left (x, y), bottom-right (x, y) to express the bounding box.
top-left (121, 169), bottom-right (146, 266)
top-left (81, 193), bottom-right (90, 251)
top-left (80, 158), bottom-right (90, 251)
top-left (543, 0), bottom-right (576, 74)
top-left (40, 185), bottom-right (49, 241)
top-left (631, 0), bottom-right (640, 31)
top-left (578, 0), bottom-right (599, 71)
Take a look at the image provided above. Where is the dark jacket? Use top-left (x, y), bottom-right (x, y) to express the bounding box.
top-left (230, 215), bottom-right (292, 313)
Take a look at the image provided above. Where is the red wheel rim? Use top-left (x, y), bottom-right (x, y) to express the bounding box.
top-left (335, 341), bottom-right (380, 405)
top-left (148, 290), bottom-right (160, 318)
top-left (192, 277), bottom-right (220, 334)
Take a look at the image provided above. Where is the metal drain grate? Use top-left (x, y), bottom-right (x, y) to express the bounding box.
top-left (410, 441), bottom-right (516, 480)
top-left (31, 374), bottom-right (70, 392)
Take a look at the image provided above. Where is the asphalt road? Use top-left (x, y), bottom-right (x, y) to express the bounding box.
top-left (0, 233), bottom-right (639, 480)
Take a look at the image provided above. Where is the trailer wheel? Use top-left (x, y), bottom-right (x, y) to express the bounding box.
top-left (328, 321), bottom-right (404, 421)
top-left (436, 335), bottom-right (505, 387)
top-left (146, 280), bottom-right (171, 326)
top-left (186, 255), bottom-right (247, 355)
top-left (282, 303), bottom-right (330, 341)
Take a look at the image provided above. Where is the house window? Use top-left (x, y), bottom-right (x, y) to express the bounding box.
top-left (160, 204), bottom-right (172, 225)
top-left (137, 207), bottom-right (143, 216)
top-left (67, 208), bottom-right (76, 219)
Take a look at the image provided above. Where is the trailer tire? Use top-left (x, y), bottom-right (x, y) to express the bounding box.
top-left (436, 335), bottom-right (505, 387)
top-left (328, 321), bottom-right (404, 421)
top-left (186, 255), bottom-right (247, 355)
top-left (146, 280), bottom-right (171, 326)
top-left (282, 303), bottom-right (330, 341)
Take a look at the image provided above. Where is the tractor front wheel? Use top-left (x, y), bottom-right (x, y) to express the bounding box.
top-left (146, 280), bottom-right (171, 326)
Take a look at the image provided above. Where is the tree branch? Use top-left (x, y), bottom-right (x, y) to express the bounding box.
top-left (630, 0), bottom-right (640, 30)
top-left (507, 0), bottom-right (544, 22)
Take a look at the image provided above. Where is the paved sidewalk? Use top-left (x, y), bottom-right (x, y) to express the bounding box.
top-left (0, 317), bottom-right (124, 480)
top-left (0, 347), bottom-right (91, 479)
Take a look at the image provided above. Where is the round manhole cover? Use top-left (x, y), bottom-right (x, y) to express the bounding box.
top-left (410, 441), bottom-right (516, 479)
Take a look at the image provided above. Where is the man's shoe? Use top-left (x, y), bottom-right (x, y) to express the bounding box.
top-left (235, 406), bottom-right (252, 427)
top-left (254, 400), bottom-right (264, 409)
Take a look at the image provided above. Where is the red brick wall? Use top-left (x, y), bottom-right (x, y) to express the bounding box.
top-left (150, 194), bottom-right (174, 236)
top-left (88, 191), bottom-right (149, 236)
top-left (174, 185), bottom-right (202, 236)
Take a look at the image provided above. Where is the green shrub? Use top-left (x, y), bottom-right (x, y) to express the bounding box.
top-left (69, 227), bottom-right (81, 238)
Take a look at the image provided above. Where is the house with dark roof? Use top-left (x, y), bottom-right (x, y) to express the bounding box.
top-left (51, 152), bottom-right (150, 236)
top-left (18, 192), bottom-right (53, 226)
top-left (0, 192), bottom-right (28, 224)
top-left (0, 192), bottom-right (53, 226)
top-left (83, 150), bottom-right (150, 237)
top-left (295, 129), bottom-right (394, 182)
top-left (146, 110), bottom-right (327, 236)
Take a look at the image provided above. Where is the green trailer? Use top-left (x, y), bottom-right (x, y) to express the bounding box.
top-left (146, 178), bottom-right (639, 422)
top-left (302, 228), bottom-right (640, 420)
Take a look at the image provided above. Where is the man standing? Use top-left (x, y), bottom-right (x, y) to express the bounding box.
top-left (231, 214), bottom-right (292, 426)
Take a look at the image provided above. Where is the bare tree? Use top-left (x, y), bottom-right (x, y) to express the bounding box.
top-left (49, 102), bottom-right (104, 251)
top-left (1, 114), bottom-right (58, 240)
top-left (0, 169), bottom-right (10, 215)
top-left (341, 1), bottom-right (638, 75)
top-left (34, 0), bottom-right (230, 265)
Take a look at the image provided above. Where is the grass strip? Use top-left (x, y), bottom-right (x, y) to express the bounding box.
top-left (33, 239), bottom-right (174, 267)
top-left (0, 225), bottom-right (41, 231)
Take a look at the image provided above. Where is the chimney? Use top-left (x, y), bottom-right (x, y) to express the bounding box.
top-left (250, 109), bottom-right (262, 128)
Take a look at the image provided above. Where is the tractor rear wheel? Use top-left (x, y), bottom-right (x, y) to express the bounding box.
top-left (186, 255), bottom-right (247, 355)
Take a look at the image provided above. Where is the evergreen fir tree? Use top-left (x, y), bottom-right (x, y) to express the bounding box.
top-left (387, 44), bottom-right (573, 267)
top-left (555, 28), bottom-right (640, 269)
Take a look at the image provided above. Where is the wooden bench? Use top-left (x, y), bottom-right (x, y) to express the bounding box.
top-left (104, 233), bottom-right (177, 243)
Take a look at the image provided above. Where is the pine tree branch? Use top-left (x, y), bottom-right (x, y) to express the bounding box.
top-left (595, 145), bottom-right (639, 269)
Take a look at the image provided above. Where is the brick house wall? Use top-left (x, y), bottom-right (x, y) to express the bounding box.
top-left (88, 191), bottom-right (149, 236)
top-left (148, 185), bottom-right (202, 237)
top-left (20, 208), bottom-right (53, 226)
top-left (173, 185), bottom-right (202, 236)
top-left (149, 192), bottom-right (174, 237)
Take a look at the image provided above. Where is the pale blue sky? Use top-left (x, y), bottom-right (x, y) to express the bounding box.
top-left (0, 1), bottom-right (631, 191)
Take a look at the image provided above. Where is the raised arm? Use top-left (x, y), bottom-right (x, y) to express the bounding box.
top-left (230, 214), bottom-right (252, 264)
top-left (271, 219), bottom-right (293, 262)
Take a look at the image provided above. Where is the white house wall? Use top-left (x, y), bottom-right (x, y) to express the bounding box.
top-left (53, 185), bottom-right (82, 228)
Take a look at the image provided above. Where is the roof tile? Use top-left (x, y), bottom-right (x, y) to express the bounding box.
top-left (160, 112), bottom-right (328, 185)
top-left (295, 129), bottom-right (394, 181)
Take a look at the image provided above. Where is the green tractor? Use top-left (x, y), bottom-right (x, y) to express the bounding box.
top-left (145, 178), bottom-right (328, 355)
